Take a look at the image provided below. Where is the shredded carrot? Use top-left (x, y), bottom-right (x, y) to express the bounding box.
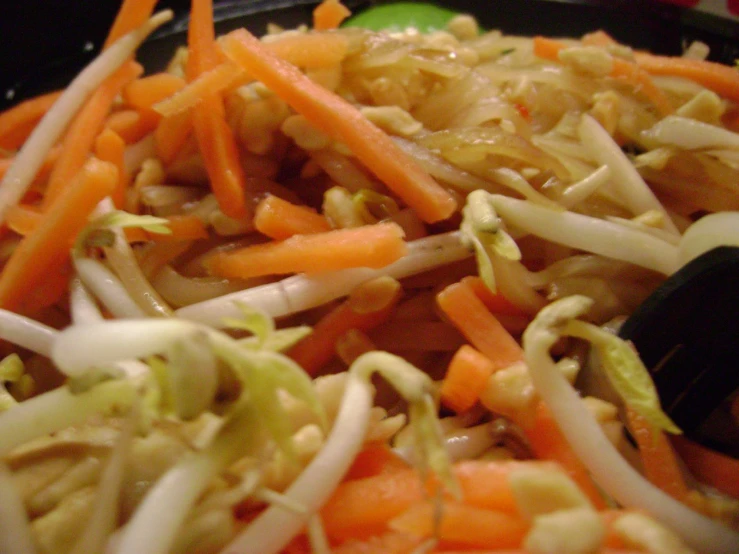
top-left (671, 436), bottom-right (739, 500)
top-left (288, 276), bottom-right (402, 374)
top-left (0, 158), bottom-right (117, 312)
top-left (626, 408), bottom-right (689, 502)
top-left (18, 261), bottom-right (73, 315)
top-left (440, 345), bottom-right (496, 413)
top-left (187, 0), bottom-right (249, 220)
top-left (389, 501), bottom-right (528, 549)
top-left (154, 111), bottom-right (193, 164)
top-left (153, 62), bottom-right (247, 117)
top-left (254, 194), bottom-right (331, 240)
top-left (331, 532), bottom-right (424, 554)
top-left (103, 0), bottom-right (159, 49)
top-left (267, 33), bottom-right (350, 68)
top-left (532, 36), bottom-right (673, 116)
top-left (94, 128), bottom-right (128, 208)
top-left (105, 109), bottom-right (159, 144)
top-left (5, 204), bottom-right (42, 237)
top-left (313, 0), bottom-right (352, 30)
top-left (221, 29), bottom-right (457, 223)
top-left (207, 222), bottom-right (408, 280)
top-left (344, 442), bottom-right (411, 481)
top-left (43, 61), bottom-right (142, 207)
top-left (0, 90), bottom-right (62, 151)
top-left (461, 276), bottom-right (530, 317)
top-left (125, 214), bottom-right (209, 243)
top-left (123, 73), bottom-right (187, 111)
top-left (436, 280), bottom-right (525, 370)
top-left (633, 51), bottom-right (739, 104)
top-left (522, 402), bottom-right (607, 509)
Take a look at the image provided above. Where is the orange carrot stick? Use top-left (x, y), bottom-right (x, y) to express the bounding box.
top-left (522, 402), bottom-right (606, 509)
top-left (254, 194), bottom-right (331, 240)
top-left (671, 436), bottom-right (739, 500)
top-left (389, 501), bottom-right (528, 549)
top-left (436, 280), bottom-right (525, 370)
top-left (94, 128), bottom-right (128, 208)
top-left (633, 51), bottom-right (739, 104)
top-left (0, 90), bottom-right (62, 151)
top-left (154, 111), bottom-right (193, 164)
top-left (221, 29), bottom-right (457, 223)
top-left (440, 345), bottom-right (495, 413)
top-left (43, 61), bottom-right (142, 206)
top-left (332, 531), bottom-right (424, 554)
top-left (462, 276), bottom-right (530, 317)
top-left (267, 33), bottom-right (350, 68)
top-left (123, 73), bottom-right (187, 111)
top-left (105, 109), bottom-right (160, 144)
top-left (626, 408), bottom-right (689, 502)
top-left (207, 222), bottom-right (408, 279)
top-left (103, 0), bottom-right (159, 49)
top-left (187, 0), bottom-right (249, 220)
top-left (344, 442), bottom-right (411, 481)
top-left (19, 261), bottom-right (74, 314)
top-left (313, 0), bottom-right (352, 30)
top-left (0, 146), bottom-right (61, 183)
top-left (288, 276), bottom-right (402, 374)
top-left (5, 204), bottom-right (42, 237)
top-left (532, 36), bottom-right (673, 116)
top-left (0, 158), bottom-right (117, 311)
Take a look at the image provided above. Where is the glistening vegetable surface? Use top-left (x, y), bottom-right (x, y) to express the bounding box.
top-left (0, 1), bottom-right (737, 554)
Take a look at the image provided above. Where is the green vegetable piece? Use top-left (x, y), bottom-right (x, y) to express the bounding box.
top-left (343, 2), bottom-right (461, 34)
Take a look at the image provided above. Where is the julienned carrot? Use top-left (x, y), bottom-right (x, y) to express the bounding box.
top-left (0, 158), bottom-right (117, 312)
top-left (221, 29), bottom-right (457, 223)
top-left (124, 214), bottom-right (209, 243)
top-left (440, 345), bottom-right (495, 413)
top-left (331, 532), bottom-right (424, 554)
top-left (461, 276), bottom-right (530, 317)
top-left (633, 51), bottom-right (739, 104)
top-left (0, 90), bottom-right (62, 150)
top-left (626, 408), bottom-right (689, 502)
top-left (671, 436), bottom-right (739, 499)
top-left (154, 111), bottom-right (193, 164)
top-left (5, 204), bottom-right (42, 237)
top-left (187, 0), bottom-right (249, 220)
top-left (207, 222), bottom-right (408, 280)
top-left (436, 280), bottom-right (524, 370)
top-left (43, 61), bottom-right (142, 207)
top-left (103, 0), bottom-right (158, 48)
top-left (288, 276), bottom-right (402, 374)
top-left (522, 402), bottom-right (606, 509)
top-left (105, 109), bottom-right (160, 144)
top-left (153, 62), bottom-right (247, 117)
top-left (123, 73), bottom-right (187, 111)
top-left (94, 128), bottom-right (127, 208)
top-left (389, 501), bottom-right (528, 549)
top-left (313, 0), bottom-right (352, 30)
top-left (344, 442), bottom-right (411, 481)
top-left (267, 33), bottom-right (350, 68)
top-left (254, 194), bottom-right (331, 240)
top-left (532, 36), bottom-right (673, 116)
top-left (19, 261), bottom-right (73, 314)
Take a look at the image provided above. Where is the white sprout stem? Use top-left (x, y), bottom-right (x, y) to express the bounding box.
top-left (0, 462), bottom-right (36, 554)
top-left (0, 379), bottom-right (135, 456)
top-left (74, 257), bottom-right (148, 319)
top-left (559, 165), bottom-right (611, 208)
top-left (488, 195), bottom-right (679, 275)
top-left (221, 352), bottom-right (432, 554)
top-left (69, 408), bottom-right (136, 554)
top-left (0, 10), bottom-right (173, 225)
top-left (578, 114), bottom-right (679, 235)
top-left (522, 297), bottom-right (739, 554)
top-left (51, 319), bottom-right (199, 377)
top-left (96, 198), bottom-right (173, 317)
top-left (116, 404), bottom-right (258, 554)
top-left (176, 231), bottom-right (470, 327)
top-left (0, 309), bottom-right (57, 357)
top-left (220, 373), bottom-right (372, 554)
top-left (70, 276), bottom-right (105, 324)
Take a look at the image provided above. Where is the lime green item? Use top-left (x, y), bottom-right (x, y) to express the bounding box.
top-left (343, 2), bottom-right (461, 33)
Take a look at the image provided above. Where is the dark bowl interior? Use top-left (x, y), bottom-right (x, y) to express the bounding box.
top-left (2, 0), bottom-right (739, 110)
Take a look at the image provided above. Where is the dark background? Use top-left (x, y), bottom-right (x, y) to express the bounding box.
top-left (1, 0), bottom-right (738, 110)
